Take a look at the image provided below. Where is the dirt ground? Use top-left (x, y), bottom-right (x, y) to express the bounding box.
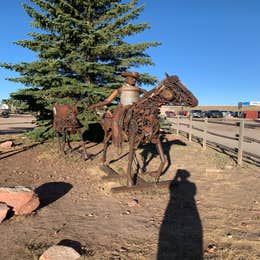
top-left (0, 132), bottom-right (259, 260)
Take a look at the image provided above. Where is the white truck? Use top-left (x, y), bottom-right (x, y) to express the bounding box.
top-left (0, 104), bottom-right (10, 118)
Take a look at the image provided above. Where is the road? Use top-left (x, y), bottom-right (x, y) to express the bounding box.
top-left (0, 114), bottom-right (36, 135)
top-left (167, 117), bottom-right (260, 161)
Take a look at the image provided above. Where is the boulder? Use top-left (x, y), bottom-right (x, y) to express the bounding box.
top-left (0, 141), bottom-right (13, 149)
top-left (0, 186), bottom-right (40, 215)
top-left (127, 199), bottom-right (139, 207)
top-left (39, 245), bottom-right (81, 260)
top-left (0, 203), bottom-right (10, 223)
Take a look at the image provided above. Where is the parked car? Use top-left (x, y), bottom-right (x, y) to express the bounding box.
top-left (189, 109), bottom-right (203, 118)
top-left (220, 110), bottom-right (232, 117)
top-left (0, 104), bottom-right (10, 118)
top-left (178, 110), bottom-right (188, 116)
top-left (165, 111), bottom-right (176, 118)
top-left (231, 111), bottom-right (243, 118)
top-left (204, 110), bottom-right (223, 118)
top-left (1, 110), bottom-right (9, 118)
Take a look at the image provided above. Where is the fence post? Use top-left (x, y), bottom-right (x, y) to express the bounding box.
top-left (203, 117), bottom-right (208, 150)
top-left (188, 115), bottom-right (192, 141)
top-left (237, 119), bottom-right (244, 165)
top-left (176, 115), bottom-right (179, 136)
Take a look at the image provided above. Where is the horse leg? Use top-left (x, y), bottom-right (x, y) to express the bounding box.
top-left (67, 131), bottom-right (72, 150)
top-left (77, 128), bottom-right (90, 160)
top-left (102, 131), bottom-right (112, 165)
top-left (133, 153), bottom-right (144, 174)
top-left (154, 138), bottom-right (167, 183)
top-left (61, 131), bottom-right (66, 155)
top-left (126, 135), bottom-right (136, 187)
top-left (56, 132), bottom-right (64, 154)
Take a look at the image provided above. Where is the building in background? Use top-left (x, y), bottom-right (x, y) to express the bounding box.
top-left (241, 101), bottom-right (260, 106)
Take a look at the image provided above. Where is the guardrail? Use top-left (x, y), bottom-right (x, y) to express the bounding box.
top-left (166, 116), bottom-right (260, 166)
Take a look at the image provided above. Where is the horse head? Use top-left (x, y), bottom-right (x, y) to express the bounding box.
top-left (157, 74), bottom-right (198, 107)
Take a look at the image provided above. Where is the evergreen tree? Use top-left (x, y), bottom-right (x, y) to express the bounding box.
top-left (1, 0), bottom-right (160, 140)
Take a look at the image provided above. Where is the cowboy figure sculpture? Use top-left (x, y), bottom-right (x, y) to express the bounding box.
top-left (89, 71), bottom-right (147, 152)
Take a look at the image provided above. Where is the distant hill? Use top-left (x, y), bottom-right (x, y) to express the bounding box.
top-left (194, 105), bottom-right (260, 111)
top-left (161, 105), bottom-right (260, 112)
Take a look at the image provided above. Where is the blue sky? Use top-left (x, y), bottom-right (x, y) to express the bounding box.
top-left (0, 0), bottom-right (259, 106)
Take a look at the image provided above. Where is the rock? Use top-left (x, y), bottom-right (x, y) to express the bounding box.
top-left (0, 186), bottom-right (40, 215)
top-left (205, 243), bottom-right (217, 253)
top-left (0, 141), bottom-right (13, 149)
top-left (121, 210), bottom-right (131, 215)
top-left (39, 245), bottom-right (81, 260)
top-left (127, 199), bottom-right (139, 207)
top-left (0, 203), bottom-right (10, 223)
top-left (226, 233), bottom-right (232, 238)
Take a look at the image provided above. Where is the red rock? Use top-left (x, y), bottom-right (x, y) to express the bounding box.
top-left (0, 186), bottom-right (40, 215)
top-left (127, 199), bottom-right (139, 207)
top-left (39, 245), bottom-right (81, 260)
top-left (0, 141), bottom-right (13, 149)
top-left (0, 203), bottom-right (10, 223)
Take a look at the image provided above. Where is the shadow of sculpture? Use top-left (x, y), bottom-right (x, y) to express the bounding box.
top-left (140, 138), bottom-right (187, 174)
top-left (0, 142), bottom-right (43, 160)
top-left (157, 169), bottom-right (203, 260)
top-left (82, 123), bottom-right (104, 143)
top-left (0, 127), bottom-right (35, 135)
top-left (57, 239), bottom-right (95, 257)
top-left (34, 182), bottom-right (73, 209)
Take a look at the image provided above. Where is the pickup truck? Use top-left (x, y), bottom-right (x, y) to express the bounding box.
top-left (0, 104), bottom-right (10, 118)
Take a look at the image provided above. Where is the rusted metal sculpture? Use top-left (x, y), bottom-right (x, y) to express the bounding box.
top-left (89, 71), bottom-right (147, 150)
top-left (53, 104), bottom-right (89, 159)
top-left (100, 74), bottom-right (198, 189)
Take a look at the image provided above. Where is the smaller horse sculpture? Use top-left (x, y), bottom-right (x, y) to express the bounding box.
top-left (100, 74), bottom-right (198, 187)
top-left (53, 104), bottom-right (89, 159)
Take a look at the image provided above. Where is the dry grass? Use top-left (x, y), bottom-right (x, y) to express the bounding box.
top-left (0, 133), bottom-right (259, 259)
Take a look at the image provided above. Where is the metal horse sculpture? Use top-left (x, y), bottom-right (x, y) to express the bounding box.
top-left (53, 104), bottom-right (89, 159)
top-left (100, 74), bottom-right (198, 187)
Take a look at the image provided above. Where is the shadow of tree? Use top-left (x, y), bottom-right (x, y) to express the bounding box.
top-left (157, 169), bottom-right (203, 260)
top-left (34, 182), bottom-right (73, 209)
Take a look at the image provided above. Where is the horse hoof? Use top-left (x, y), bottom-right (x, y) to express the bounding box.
top-left (84, 154), bottom-right (93, 161)
top-left (139, 169), bottom-right (144, 174)
top-left (127, 180), bottom-right (134, 187)
top-left (103, 162), bottom-right (109, 166)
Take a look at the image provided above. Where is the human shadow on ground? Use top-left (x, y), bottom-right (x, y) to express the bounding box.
top-left (140, 137), bottom-right (187, 175)
top-left (34, 182), bottom-right (72, 209)
top-left (157, 169), bottom-right (203, 260)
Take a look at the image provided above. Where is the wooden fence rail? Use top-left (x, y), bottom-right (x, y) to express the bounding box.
top-left (168, 116), bottom-right (260, 166)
